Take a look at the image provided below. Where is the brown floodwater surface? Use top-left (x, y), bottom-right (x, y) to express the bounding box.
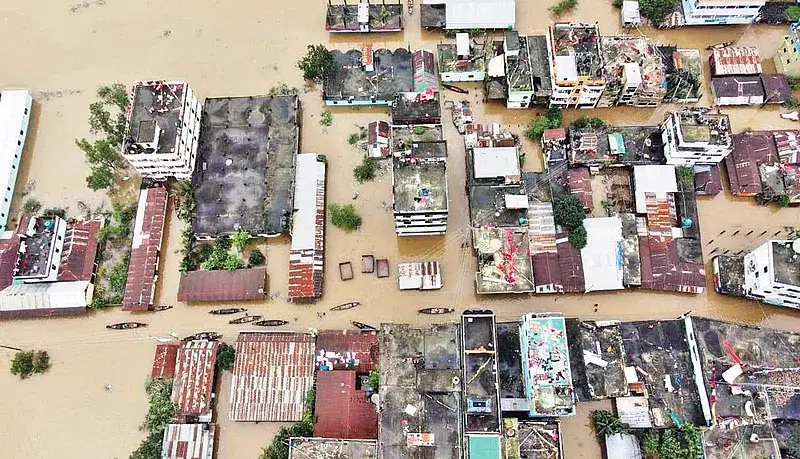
top-left (2, 0), bottom-right (800, 457)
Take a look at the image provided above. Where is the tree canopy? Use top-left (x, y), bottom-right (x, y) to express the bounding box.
top-left (525, 108), bottom-right (563, 141)
top-left (553, 195), bottom-right (586, 230)
top-left (639, 0), bottom-right (678, 25)
top-left (231, 228), bottom-right (251, 252)
top-left (297, 44), bottom-right (335, 83)
top-left (329, 203), bottom-right (362, 231)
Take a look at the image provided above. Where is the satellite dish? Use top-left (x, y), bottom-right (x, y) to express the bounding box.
top-left (792, 239), bottom-right (800, 254)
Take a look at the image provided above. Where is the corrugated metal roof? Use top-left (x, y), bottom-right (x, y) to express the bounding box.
top-left (0, 280), bottom-right (90, 318)
top-left (177, 267), bottom-right (266, 302)
top-left (314, 371), bottom-right (378, 439)
top-left (712, 46), bottom-right (762, 76)
top-left (315, 330), bottom-right (378, 373)
top-left (229, 332), bottom-right (315, 422)
top-left (58, 218), bottom-right (103, 282)
top-left (162, 424), bottom-right (215, 459)
top-left (726, 132), bottom-right (777, 196)
top-left (556, 233), bottom-right (584, 293)
top-left (123, 187), bottom-right (168, 311)
top-left (444, 0), bottom-right (515, 29)
top-left (152, 343), bottom-right (179, 379)
top-left (773, 130), bottom-right (800, 164)
top-left (567, 167), bottom-right (592, 211)
top-left (288, 154), bottom-right (326, 302)
top-left (172, 340), bottom-right (219, 421)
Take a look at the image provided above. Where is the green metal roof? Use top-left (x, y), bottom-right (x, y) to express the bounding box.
top-left (468, 435), bottom-right (501, 459)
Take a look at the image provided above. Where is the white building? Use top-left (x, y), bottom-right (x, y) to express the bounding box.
top-left (743, 240), bottom-right (800, 309)
top-left (581, 217), bottom-right (624, 292)
top-left (0, 90), bottom-right (32, 231)
top-left (681, 0), bottom-right (764, 26)
top-left (438, 35), bottom-right (487, 82)
top-left (122, 80), bottom-right (202, 180)
top-left (393, 137), bottom-right (449, 236)
top-left (660, 109), bottom-right (733, 166)
top-left (423, 0), bottom-right (516, 29)
top-left (547, 23), bottom-right (607, 109)
top-left (13, 216), bottom-right (68, 284)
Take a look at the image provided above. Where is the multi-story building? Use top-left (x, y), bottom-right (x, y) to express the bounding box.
top-left (743, 240), bottom-right (800, 309)
top-left (597, 36), bottom-right (666, 108)
top-left (680, 0), bottom-right (764, 25)
top-left (546, 23), bottom-right (606, 109)
top-left (0, 89), bottom-right (32, 231)
top-left (503, 32), bottom-right (552, 108)
top-left (775, 21), bottom-right (800, 78)
top-left (438, 34), bottom-right (487, 82)
top-left (122, 80), bottom-right (202, 180)
top-left (660, 109), bottom-right (733, 166)
top-left (13, 216), bottom-right (68, 284)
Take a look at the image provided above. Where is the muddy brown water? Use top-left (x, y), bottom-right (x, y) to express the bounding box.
top-left (1, 0), bottom-right (800, 457)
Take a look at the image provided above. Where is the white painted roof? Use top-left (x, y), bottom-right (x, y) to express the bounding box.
top-left (504, 193), bottom-right (528, 209)
top-left (581, 217), bottom-right (624, 292)
top-left (554, 55), bottom-right (578, 81)
top-left (473, 147), bottom-right (520, 179)
top-left (0, 90), bottom-right (31, 208)
top-left (456, 33), bottom-right (470, 56)
top-left (605, 433), bottom-right (643, 459)
top-left (621, 1), bottom-right (641, 23)
top-left (623, 62), bottom-right (642, 86)
top-left (633, 165), bottom-right (678, 213)
top-left (0, 280), bottom-right (90, 313)
top-left (444, 0), bottom-right (516, 29)
top-left (290, 153), bottom-right (325, 251)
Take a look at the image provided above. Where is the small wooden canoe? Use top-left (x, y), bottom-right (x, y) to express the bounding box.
top-left (376, 259), bottom-right (390, 278)
top-left (153, 305), bottom-right (173, 312)
top-left (442, 83), bottom-right (469, 94)
top-left (340, 262), bottom-right (354, 281)
top-left (210, 307), bottom-right (246, 315)
top-left (229, 315), bottom-right (262, 325)
top-left (184, 331), bottom-right (222, 341)
top-left (331, 301), bottom-right (362, 311)
top-left (418, 307), bottom-right (455, 315)
top-left (361, 255), bottom-right (375, 273)
top-left (254, 319), bottom-right (289, 327)
top-left (106, 322), bottom-right (147, 330)
top-left (351, 321), bottom-right (377, 331)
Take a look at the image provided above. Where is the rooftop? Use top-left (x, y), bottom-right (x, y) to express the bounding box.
top-left (161, 424), bottom-right (215, 459)
top-left (393, 143), bottom-right (448, 214)
top-left (192, 95), bottom-right (299, 238)
top-left (569, 125), bottom-right (665, 165)
top-left (581, 217), bottom-right (624, 292)
top-left (659, 47), bottom-right (703, 102)
top-left (496, 322), bottom-right (525, 403)
top-left (379, 323), bottom-right (462, 459)
top-left (57, 218), bottom-right (102, 282)
top-left (469, 184), bottom-right (528, 227)
top-left (437, 43), bottom-right (487, 74)
top-left (474, 227), bottom-right (534, 294)
top-left (633, 165), bottom-right (678, 214)
top-left (503, 419), bottom-right (564, 459)
top-left (520, 313), bottom-right (576, 417)
top-left (566, 167), bottom-right (592, 210)
top-left (229, 332), bottom-right (315, 422)
top-left (620, 213), bottom-right (641, 286)
top-left (171, 340), bottom-right (219, 422)
top-left (703, 424), bottom-right (781, 459)
top-left (324, 48), bottom-right (413, 103)
top-left (550, 23), bottom-right (603, 83)
top-left (472, 147), bottom-right (520, 181)
top-left (506, 35), bottom-right (533, 92)
top-left (600, 36), bottom-right (665, 95)
top-left (762, 74), bottom-right (792, 104)
top-left (288, 153), bottom-right (326, 302)
top-left (288, 438), bottom-right (377, 459)
top-left (0, 280), bottom-right (91, 319)
top-left (674, 109), bottom-right (732, 146)
top-left (711, 76), bottom-right (765, 102)
top-left (711, 46), bottom-right (762, 76)
top-left (420, 3), bottom-right (446, 28)
top-left (151, 343), bottom-right (179, 379)
top-left (694, 164), bottom-right (721, 195)
top-left (726, 131), bottom-right (779, 196)
top-left (315, 370), bottom-right (378, 439)
top-left (177, 267), bottom-right (267, 302)
top-left (774, 130), bottom-right (800, 164)
top-left (123, 187), bottom-right (168, 311)
top-left (713, 255), bottom-right (745, 297)
top-left (325, 3), bottom-right (403, 32)
top-left (461, 311), bottom-right (501, 433)
top-left (528, 35), bottom-right (553, 99)
top-left (14, 216), bottom-right (64, 279)
top-left (315, 330), bottom-right (379, 373)
top-left (391, 124), bottom-right (443, 155)
top-left (124, 81), bottom-right (186, 156)
top-left (391, 92), bottom-right (441, 125)
top-left (771, 241), bottom-right (800, 287)
top-left (443, 0), bottom-right (516, 29)
top-left (556, 232), bottom-right (585, 293)
top-left (565, 319), bottom-right (627, 401)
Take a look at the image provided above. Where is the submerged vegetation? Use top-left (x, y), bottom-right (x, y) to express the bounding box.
top-left (353, 156), bottom-right (378, 183)
top-left (10, 350), bottom-right (50, 379)
top-left (77, 83), bottom-right (130, 191)
top-left (525, 108), bottom-right (563, 141)
top-left (129, 379), bottom-right (176, 459)
top-left (329, 203), bottom-right (362, 231)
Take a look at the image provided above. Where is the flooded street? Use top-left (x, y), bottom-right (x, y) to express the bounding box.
top-left (2, 0), bottom-right (800, 457)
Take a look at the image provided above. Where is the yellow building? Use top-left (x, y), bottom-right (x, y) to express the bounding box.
top-left (775, 22), bottom-right (800, 78)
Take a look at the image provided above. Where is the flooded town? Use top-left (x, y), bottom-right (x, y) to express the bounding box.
top-left (4, 0), bottom-right (800, 458)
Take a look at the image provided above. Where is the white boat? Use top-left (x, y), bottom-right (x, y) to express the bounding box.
top-left (781, 111), bottom-right (799, 121)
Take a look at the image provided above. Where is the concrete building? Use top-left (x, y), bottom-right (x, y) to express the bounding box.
top-left (503, 32), bottom-right (552, 108)
top-left (0, 90), bottom-right (32, 231)
top-left (12, 216), bottom-right (68, 283)
top-left (520, 313), bottom-right (575, 416)
top-left (324, 46), bottom-right (413, 106)
top-left (597, 36), bottom-right (666, 108)
top-left (743, 240), bottom-right (800, 309)
top-left (680, 0), bottom-right (764, 25)
top-left (420, 0), bottom-right (515, 29)
top-left (775, 22), bottom-right (800, 78)
top-left (438, 35), bottom-right (487, 82)
top-left (122, 81), bottom-right (201, 180)
top-left (546, 23), bottom-right (606, 109)
top-left (660, 109), bottom-right (733, 166)
top-left (325, 0), bottom-right (403, 33)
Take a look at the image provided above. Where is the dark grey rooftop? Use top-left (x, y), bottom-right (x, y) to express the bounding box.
top-left (771, 241), bottom-right (800, 287)
top-left (391, 125), bottom-right (444, 155)
top-left (125, 82), bottom-right (183, 155)
top-left (420, 4), bottom-right (446, 28)
top-left (511, 420), bottom-right (564, 459)
top-left (496, 322), bottom-right (524, 400)
top-left (713, 255), bottom-right (745, 297)
top-left (712, 75), bottom-right (765, 100)
top-left (461, 312), bottom-right (500, 433)
top-left (528, 35), bottom-right (553, 99)
top-left (569, 125), bottom-right (665, 165)
top-left (325, 4), bottom-right (403, 31)
top-left (391, 93), bottom-right (442, 125)
top-left (324, 49), bottom-right (413, 103)
top-left (506, 36), bottom-right (533, 92)
top-left (192, 95), bottom-right (298, 238)
top-left (438, 43), bottom-right (487, 74)
top-left (620, 213), bottom-right (641, 286)
top-left (469, 184), bottom-right (527, 227)
top-left (522, 172), bottom-right (551, 203)
top-left (566, 319), bottom-right (628, 401)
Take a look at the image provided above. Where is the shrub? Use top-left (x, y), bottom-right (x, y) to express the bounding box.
top-left (524, 108), bottom-right (563, 141)
top-left (41, 207), bottom-right (67, 220)
top-left (677, 165), bottom-right (694, 185)
top-left (571, 116), bottom-right (606, 129)
top-left (779, 194), bottom-right (791, 207)
top-left (248, 248), bottom-right (265, 267)
top-left (613, 0), bottom-right (623, 7)
top-left (568, 225), bottom-right (588, 249)
top-left (353, 156), bottom-right (378, 183)
top-left (591, 410), bottom-right (627, 437)
top-left (348, 133), bottom-right (360, 145)
top-left (787, 5), bottom-right (800, 21)
top-left (231, 228), bottom-right (251, 253)
top-left (297, 44), bottom-right (335, 82)
top-left (413, 126), bottom-right (426, 135)
top-left (329, 203), bottom-right (362, 231)
top-left (22, 198), bottom-right (42, 213)
top-left (368, 366), bottom-right (380, 391)
top-left (32, 350), bottom-right (50, 373)
top-left (320, 110), bottom-right (333, 127)
top-left (10, 350), bottom-right (50, 379)
top-left (550, 0), bottom-right (577, 16)
top-left (640, 431), bottom-right (659, 454)
top-left (217, 342), bottom-right (236, 372)
top-left (108, 256), bottom-right (130, 296)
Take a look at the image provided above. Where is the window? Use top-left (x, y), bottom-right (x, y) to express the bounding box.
top-left (755, 271), bottom-right (759, 278)
top-left (24, 108), bottom-right (28, 115)
top-left (764, 266), bottom-right (768, 273)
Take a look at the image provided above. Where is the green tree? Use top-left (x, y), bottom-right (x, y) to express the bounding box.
top-left (41, 207), bottom-right (67, 220)
top-left (591, 410), bottom-right (627, 437)
top-left (76, 138), bottom-right (123, 171)
top-left (353, 156), bottom-right (378, 183)
top-left (550, 0), bottom-right (577, 16)
top-left (129, 431), bottom-right (163, 459)
top-left (639, 0), bottom-right (678, 25)
top-left (571, 116), bottom-right (606, 129)
top-left (329, 203), bottom-right (362, 231)
top-left (348, 133), bottom-right (360, 145)
top-left (659, 430), bottom-right (682, 459)
top-left (679, 423), bottom-right (703, 459)
top-left (568, 225), bottom-right (588, 250)
top-left (97, 83), bottom-right (130, 112)
top-left (677, 165), bottom-right (694, 185)
top-left (553, 195), bottom-right (586, 230)
top-left (22, 198), bottom-right (42, 213)
top-left (10, 351), bottom-right (35, 379)
top-left (224, 254), bottom-right (244, 271)
top-left (32, 351), bottom-right (50, 374)
top-left (787, 5), bottom-right (800, 21)
top-left (216, 342), bottom-right (236, 372)
top-left (143, 379), bottom-right (175, 434)
top-left (525, 108), bottom-right (563, 141)
top-left (248, 248), bottom-right (265, 267)
top-left (87, 166), bottom-right (115, 191)
top-left (640, 431), bottom-right (659, 454)
top-left (297, 44), bottom-right (335, 82)
top-left (231, 228), bottom-right (251, 253)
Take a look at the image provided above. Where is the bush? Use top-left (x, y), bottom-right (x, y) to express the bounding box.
top-left (248, 248), bottom-right (265, 267)
top-left (525, 108), bottom-right (563, 141)
top-left (677, 165), bottom-right (694, 185)
top-left (320, 110), bottom-right (333, 127)
top-left (640, 431), bottom-right (659, 454)
top-left (550, 0), bottom-right (577, 15)
top-left (571, 116), bottom-right (606, 129)
top-left (329, 203), bottom-right (362, 231)
top-left (200, 243), bottom-right (244, 271)
top-left (231, 228), bottom-right (251, 252)
top-left (41, 207), bottom-right (67, 220)
top-left (613, 0), bottom-right (623, 7)
top-left (553, 195), bottom-right (586, 230)
top-left (639, 0), bottom-right (678, 25)
top-left (22, 198), bottom-right (42, 213)
top-left (368, 366), bottom-right (380, 391)
top-left (413, 126), bottom-right (426, 135)
top-left (217, 342), bottom-right (236, 372)
top-left (348, 133), bottom-right (360, 145)
top-left (109, 256), bottom-right (130, 296)
top-left (779, 195), bottom-right (791, 207)
top-left (591, 410), bottom-right (627, 437)
top-left (297, 44), bottom-right (335, 83)
top-left (353, 156), bottom-right (378, 183)
top-left (568, 225), bottom-right (588, 249)
top-left (787, 5), bottom-right (800, 21)
top-left (10, 350), bottom-right (50, 379)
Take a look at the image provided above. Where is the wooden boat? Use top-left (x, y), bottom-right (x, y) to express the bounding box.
top-left (418, 307), bottom-right (455, 315)
top-left (351, 321), bottom-right (377, 331)
top-left (254, 319), bottom-right (289, 327)
top-left (339, 261), bottom-right (354, 281)
top-left (229, 315), bottom-right (262, 325)
top-left (331, 301), bottom-right (362, 311)
top-left (184, 331), bottom-right (222, 341)
top-left (442, 83), bottom-right (469, 94)
top-left (361, 255), bottom-right (375, 273)
top-left (153, 305), bottom-right (173, 312)
top-left (106, 322), bottom-right (147, 330)
top-left (376, 259), bottom-right (390, 278)
top-left (209, 307), bottom-right (246, 315)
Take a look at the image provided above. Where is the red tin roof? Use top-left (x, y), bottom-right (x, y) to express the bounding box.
top-left (151, 343), bottom-right (179, 379)
top-left (177, 267), bottom-right (266, 302)
top-left (694, 165), bottom-right (721, 196)
top-left (726, 132), bottom-right (778, 196)
top-left (532, 252), bottom-right (562, 292)
top-left (567, 167), bottom-right (593, 211)
top-left (58, 218), bottom-right (102, 282)
top-left (123, 187), bottom-right (168, 311)
top-left (314, 370), bottom-right (378, 439)
top-left (315, 330), bottom-right (378, 373)
top-left (172, 340), bottom-right (219, 420)
top-left (162, 424), bottom-right (215, 459)
top-left (556, 232), bottom-right (584, 293)
top-left (229, 332), bottom-right (315, 422)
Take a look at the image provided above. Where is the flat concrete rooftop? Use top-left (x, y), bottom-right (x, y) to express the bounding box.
top-left (325, 49), bottom-right (413, 103)
top-left (393, 158), bottom-right (448, 213)
top-left (192, 95), bottom-right (298, 237)
top-left (126, 81), bottom-right (184, 155)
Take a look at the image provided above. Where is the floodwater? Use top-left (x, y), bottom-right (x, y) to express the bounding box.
top-left (1, 0), bottom-right (800, 457)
